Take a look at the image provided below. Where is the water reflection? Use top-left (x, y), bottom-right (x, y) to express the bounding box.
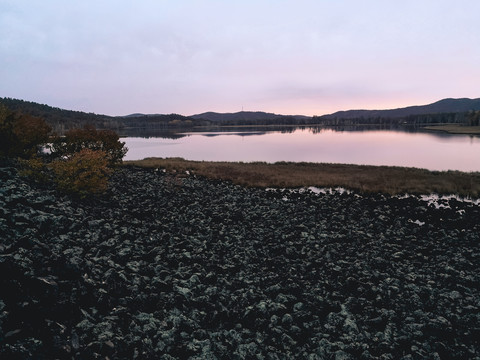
top-left (180, 131), bottom-right (268, 137)
top-left (120, 124), bottom-right (471, 139)
top-left (123, 126), bottom-right (480, 172)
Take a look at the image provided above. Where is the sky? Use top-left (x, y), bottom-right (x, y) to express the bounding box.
top-left (1, 0), bottom-right (479, 117)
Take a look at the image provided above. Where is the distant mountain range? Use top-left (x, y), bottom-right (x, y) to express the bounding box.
top-left (125, 98), bottom-right (480, 121)
top-left (320, 98), bottom-right (480, 119)
top-left (1, 97), bottom-right (479, 134)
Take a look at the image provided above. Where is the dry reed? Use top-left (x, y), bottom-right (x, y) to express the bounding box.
top-left (125, 158), bottom-right (480, 197)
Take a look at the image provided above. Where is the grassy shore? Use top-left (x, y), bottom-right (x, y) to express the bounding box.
top-left (423, 124), bottom-right (480, 135)
top-left (125, 158), bottom-right (480, 197)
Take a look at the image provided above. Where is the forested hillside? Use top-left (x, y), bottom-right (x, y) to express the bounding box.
top-left (190, 111), bottom-right (311, 124)
top-left (1, 97), bottom-right (479, 134)
top-left (0, 98), bottom-right (113, 133)
top-left (319, 98), bottom-right (480, 120)
top-left (0, 98), bottom-right (209, 135)
top-left (313, 111), bottom-right (477, 126)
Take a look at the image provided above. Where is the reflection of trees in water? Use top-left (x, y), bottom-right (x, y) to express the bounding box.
top-left (119, 128), bottom-right (190, 139)
top-left (322, 124), bottom-right (416, 132)
top-left (121, 124), bottom-right (474, 140)
top-left (202, 132), bottom-right (267, 137)
top-left (123, 125), bottom-right (298, 138)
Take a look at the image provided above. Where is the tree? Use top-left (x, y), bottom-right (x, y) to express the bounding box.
top-left (468, 111), bottom-right (480, 126)
top-left (50, 124), bottom-right (127, 167)
top-left (0, 105), bottom-right (51, 158)
top-left (13, 114), bottom-right (52, 158)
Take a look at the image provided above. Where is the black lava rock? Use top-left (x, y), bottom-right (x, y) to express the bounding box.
top-left (1, 164), bottom-right (479, 359)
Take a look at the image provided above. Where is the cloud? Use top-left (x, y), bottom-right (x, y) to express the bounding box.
top-left (1, 0), bottom-right (480, 116)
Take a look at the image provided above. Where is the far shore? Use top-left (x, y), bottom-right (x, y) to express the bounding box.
top-left (118, 123), bottom-right (480, 137)
top-left (125, 158), bottom-right (480, 197)
top-left (422, 124), bottom-right (480, 135)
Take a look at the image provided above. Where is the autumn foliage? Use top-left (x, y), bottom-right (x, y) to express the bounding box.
top-left (46, 125), bottom-right (127, 196)
top-left (1, 104), bottom-right (127, 197)
top-left (49, 149), bottom-right (113, 197)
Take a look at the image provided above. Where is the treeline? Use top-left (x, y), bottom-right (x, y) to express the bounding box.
top-left (0, 98), bottom-right (210, 135)
top-left (313, 111), bottom-right (480, 127)
top-left (120, 114), bottom-right (211, 134)
top-left (191, 115), bottom-right (317, 126)
top-left (2, 97), bottom-right (479, 136)
top-left (0, 98), bottom-right (312, 133)
top-left (0, 97), bottom-right (114, 133)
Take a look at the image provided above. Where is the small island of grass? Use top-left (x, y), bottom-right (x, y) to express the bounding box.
top-left (423, 124), bottom-right (480, 135)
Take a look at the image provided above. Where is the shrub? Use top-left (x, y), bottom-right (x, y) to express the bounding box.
top-left (50, 124), bottom-right (127, 167)
top-left (1, 109), bottom-right (125, 197)
top-left (49, 148), bottom-right (113, 197)
top-left (18, 155), bottom-right (51, 184)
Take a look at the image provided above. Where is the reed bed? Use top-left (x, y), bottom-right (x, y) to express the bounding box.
top-left (125, 158), bottom-right (480, 197)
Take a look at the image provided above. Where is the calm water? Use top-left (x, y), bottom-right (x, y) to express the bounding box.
top-left (123, 128), bottom-right (480, 172)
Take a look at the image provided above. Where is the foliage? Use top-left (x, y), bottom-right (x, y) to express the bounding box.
top-left (18, 155), bottom-right (51, 184)
top-left (50, 125), bottom-right (127, 167)
top-left (13, 114), bottom-right (52, 158)
top-left (0, 97), bottom-right (211, 135)
top-left (47, 125), bottom-right (127, 196)
top-left (0, 104), bottom-right (52, 158)
top-left (0, 97), bottom-right (116, 134)
top-left (1, 103), bottom-right (126, 197)
top-left (49, 149), bottom-right (113, 198)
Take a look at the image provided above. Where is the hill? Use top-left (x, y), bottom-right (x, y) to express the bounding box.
top-left (0, 98), bottom-right (209, 135)
top-left (321, 98), bottom-right (480, 119)
top-left (0, 97), bottom-right (114, 133)
top-left (191, 111), bottom-right (310, 122)
top-left (2, 96), bottom-right (479, 133)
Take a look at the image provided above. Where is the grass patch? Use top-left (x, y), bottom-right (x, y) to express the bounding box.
top-left (125, 158), bottom-right (480, 197)
top-left (423, 124), bottom-right (480, 135)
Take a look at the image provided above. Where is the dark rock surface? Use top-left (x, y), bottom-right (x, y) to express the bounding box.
top-left (1, 163), bottom-right (479, 359)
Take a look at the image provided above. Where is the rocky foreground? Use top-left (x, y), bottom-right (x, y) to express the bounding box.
top-left (0, 163), bottom-right (479, 359)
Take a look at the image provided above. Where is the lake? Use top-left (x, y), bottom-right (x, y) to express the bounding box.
top-left (122, 127), bottom-right (480, 172)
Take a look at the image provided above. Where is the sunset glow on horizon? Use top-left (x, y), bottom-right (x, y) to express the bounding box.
top-left (1, 1), bottom-right (479, 117)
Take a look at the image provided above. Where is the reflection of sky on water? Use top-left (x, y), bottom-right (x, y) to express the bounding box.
top-left (123, 129), bottom-right (480, 172)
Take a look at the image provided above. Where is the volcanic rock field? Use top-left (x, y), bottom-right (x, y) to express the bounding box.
top-left (1, 162), bottom-right (479, 359)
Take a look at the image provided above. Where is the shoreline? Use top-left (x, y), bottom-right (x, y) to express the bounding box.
top-left (118, 123), bottom-right (480, 138)
top-left (422, 124), bottom-right (480, 135)
top-left (125, 158), bottom-right (480, 197)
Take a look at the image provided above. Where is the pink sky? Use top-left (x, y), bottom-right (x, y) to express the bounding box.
top-left (1, 0), bottom-right (479, 116)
